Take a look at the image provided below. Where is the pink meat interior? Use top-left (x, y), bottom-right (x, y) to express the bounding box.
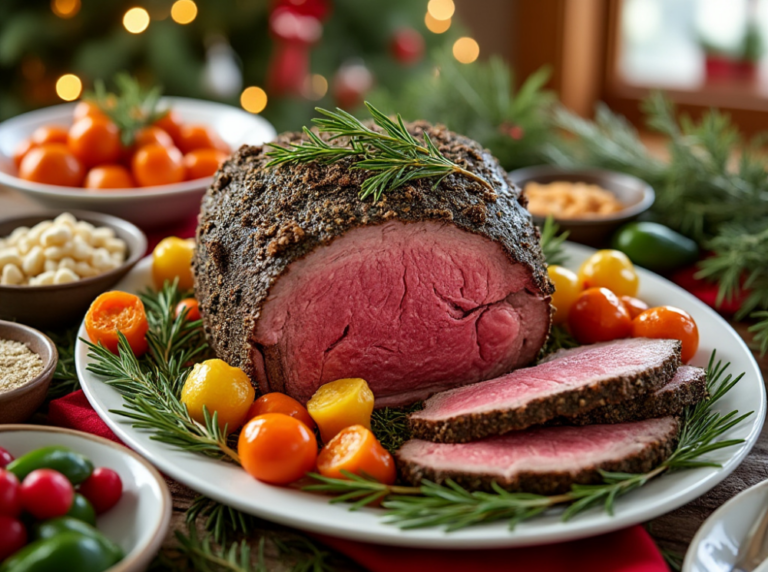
top-left (398, 417), bottom-right (677, 476)
top-left (251, 220), bottom-right (550, 406)
top-left (412, 338), bottom-right (678, 420)
top-left (656, 365), bottom-right (703, 394)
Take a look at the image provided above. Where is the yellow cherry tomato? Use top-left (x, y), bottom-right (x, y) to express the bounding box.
top-left (547, 265), bottom-right (582, 324)
top-left (181, 359), bottom-right (255, 433)
top-left (152, 236), bottom-right (195, 290)
top-left (307, 378), bottom-right (374, 443)
top-left (577, 249), bottom-right (639, 297)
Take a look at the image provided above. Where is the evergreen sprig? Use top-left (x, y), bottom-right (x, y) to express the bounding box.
top-left (305, 352), bottom-right (750, 531)
top-left (45, 327), bottom-right (80, 401)
top-left (85, 281), bottom-right (239, 463)
top-left (266, 102), bottom-right (493, 201)
top-left (370, 403), bottom-right (422, 454)
top-left (539, 215), bottom-right (568, 267)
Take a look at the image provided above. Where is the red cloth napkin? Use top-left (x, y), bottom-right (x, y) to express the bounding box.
top-left (48, 389), bottom-right (669, 572)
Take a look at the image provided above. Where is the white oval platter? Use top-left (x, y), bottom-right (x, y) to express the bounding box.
top-left (76, 241), bottom-right (766, 549)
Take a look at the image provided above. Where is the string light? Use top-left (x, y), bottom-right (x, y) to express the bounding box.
top-left (171, 0), bottom-right (197, 24)
top-left (425, 12), bottom-right (451, 33)
top-left (51, 0), bottom-right (80, 18)
top-left (56, 74), bottom-right (82, 101)
top-left (303, 74), bottom-right (328, 100)
top-left (452, 37), bottom-right (480, 64)
top-left (241, 86), bottom-right (268, 114)
top-left (427, 0), bottom-right (454, 21)
top-left (123, 7), bottom-right (150, 34)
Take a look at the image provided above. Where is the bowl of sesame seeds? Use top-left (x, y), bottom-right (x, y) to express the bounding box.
top-left (0, 320), bottom-right (57, 423)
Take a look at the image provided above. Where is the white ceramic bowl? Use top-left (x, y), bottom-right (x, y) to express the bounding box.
top-left (0, 425), bottom-right (172, 572)
top-left (0, 97), bottom-right (276, 228)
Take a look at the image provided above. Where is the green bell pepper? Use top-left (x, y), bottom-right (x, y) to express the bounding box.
top-left (0, 531), bottom-right (121, 572)
top-left (6, 446), bottom-right (93, 484)
top-left (65, 494), bottom-right (97, 526)
top-left (31, 517), bottom-right (123, 562)
top-left (611, 222), bottom-right (699, 273)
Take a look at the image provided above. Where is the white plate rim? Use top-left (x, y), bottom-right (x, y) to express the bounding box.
top-left (75, 241), bottom-right (766, 548)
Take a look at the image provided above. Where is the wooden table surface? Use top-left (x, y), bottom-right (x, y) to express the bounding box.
top-left (3, 187), bottom-right (766, 570)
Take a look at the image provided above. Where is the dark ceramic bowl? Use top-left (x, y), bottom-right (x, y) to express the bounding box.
top-left (508, 166), bottom-right (655, 246)
top-left (0, 321), bottom-right (57, 422)
top-left (0, 210), bottom-right (147, 329)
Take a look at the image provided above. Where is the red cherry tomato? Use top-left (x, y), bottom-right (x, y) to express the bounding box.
top-left (567, 287), bottom-right (632, 344)
top-left (19, 469), bottom-right (74, 520)
top-left (78, 467), bottom-right (123, 514)
top-left (31, 125), bottom-right (69, 146)
top-left (621, 295), bottom-right (649, 319)
top-left (0, 470), bottom-right (21, 517)
top-left (0, 515), bottom-right (26, 561)
top-left (175, 298), bottom-right (201, 322)
top-left (0, 447), bottom-right (13, 468)
top-left (632, 306), bottom-right (700, 363)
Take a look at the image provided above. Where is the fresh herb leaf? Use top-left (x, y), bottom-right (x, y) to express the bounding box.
top-left (371, 403), bottom-right (422, 454)
top-left (46, 327), bottom-right (80, 401)
top-left (538, 325), bottom-right (579, 361)
top-left (266, 102), bottom-right (493, 201)
top-left (539, 215), bottom-right (568, 266)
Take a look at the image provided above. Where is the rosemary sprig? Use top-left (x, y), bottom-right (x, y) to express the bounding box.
top-left (305, 352), bottom-right (751, 531)
top-left (85, 282), bottom-right (238, 463)
top-left (266, 102), bottom-right (493, 201)
top-left (538, 325), bottom-right (579, 361)
top-left (370, 403), bottom-right (422, 454)
top-left (86, 73), bottom-right (166, 147)
top-left (187, 495), bottom-right (262, 545)
top-left (538, 215), bottom-right (569, 266)
top-left (45, 327), bottom-right (80, 401)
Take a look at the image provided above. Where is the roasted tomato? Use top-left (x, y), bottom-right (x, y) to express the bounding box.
top-left (18, 144), bottom-right (84, 186)
top-left (632, 306), bottom-right (700, 362)
top-left (152, 236), bottom-right (195, 290)
top-left (247, 393), bottom-right (316, 430)
top-left (183, 149), bottom-right (228, 180)
top-left (567, 287), bottom-right (632, 344)
top-left (547, 265), bottom-right (581, 324)
top-left (174, 298), bottom-right (201, 322)
top-left (307, 378), bottom-right (374, 443)
top-left (131, 143), bottom-right (185, 187)
top-left (85, 291), bottom-right (150, 356)
top-left (84, 165), bottom-right (134, 189)
top-left (238, 413), bottom-right (318, 485)
top-left (68, 116), bottom-right (122, 167)
top-left (577, 249), bottom-right (639, 297)
top-left (317, 425), bottom-right (396, 485)
top-left (177, 124), bottom-right (229, 154)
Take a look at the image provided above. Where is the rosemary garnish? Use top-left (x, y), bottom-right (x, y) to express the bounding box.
top-left (266, 102), bottom-right (493, 201)
top-left (305, 352), bottom-right (751, 531)
top-left (46, 327), bottom-right (80, 402)
top-left (370, 403), bottom-right (421, 454)
top-left (85, 282), bottom-right (239, 463)
top-left (86, 73), bottom-right (166, 147)
top-left (539, 215), bottom-right (569, 267)
top-left (538, 325), bottom-right (579, 361)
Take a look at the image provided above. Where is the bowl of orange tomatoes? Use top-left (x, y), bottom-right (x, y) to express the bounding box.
top-left (0, 96), bottom-right (275, 228)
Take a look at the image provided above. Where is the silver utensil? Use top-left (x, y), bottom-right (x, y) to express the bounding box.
top-left (731, 501), bottom-right (768, 572)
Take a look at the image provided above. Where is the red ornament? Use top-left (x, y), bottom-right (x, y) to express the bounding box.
top-left (391, 28), bottom-right (425, 65)
top-left (267, 5), bottom-right (325, 96)
top-left (333, 63), bottom-right (374, 109)
top-left (272, 0), bottom-right (331, 21)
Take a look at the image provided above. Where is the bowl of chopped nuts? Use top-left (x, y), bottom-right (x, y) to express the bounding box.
top-left (0, 210), bottom-right (147, 329)
top-left (0, 320), bottom-right (57, 422)
top-left (508, 166), bottom-right (655, 246)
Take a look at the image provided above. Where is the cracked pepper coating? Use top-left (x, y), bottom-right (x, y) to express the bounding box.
top-left (193, 121), bottom-right (553, 405)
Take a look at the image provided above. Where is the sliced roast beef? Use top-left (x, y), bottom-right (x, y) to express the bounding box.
top-left (409, 338), bottom-right (681, 443)
top-left (397, 417), bottom-right (679, 494)
top-left (193, 122), bottom-right (553, 407)
top-left (560, 365), bottom-right (707, 426)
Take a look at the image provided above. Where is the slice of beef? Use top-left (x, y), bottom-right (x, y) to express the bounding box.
top-left (409, 338), bottom-right (682, 443)
top-left (560, 365), bottom-right (707, 425)
top-left (193, 122), bottom-right (553, 407)
top-left (397, 416), bottom-right (679, 494)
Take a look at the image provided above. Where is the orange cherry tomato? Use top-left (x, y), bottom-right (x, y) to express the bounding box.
top-left (68, 116), bottom-right (122, 167)
top-left (31, 125), bottom-right (69, 146)
top-left (131, 144), bottom-right (185, 187)
top-left (84, 165), bottom-right (134, 189)
top-left (632, 306), bottom-right (700, 363)
top-left (621, 296), bottom-right (650, 320)
top-left (238, 413), bottom-right (318, 485)
top-left (133, 126), bottom-right (174, 149)
top-left (85, 291), bottom-right (150, 357)
top-left (183, 149), bottom-right (228, 180)
top-left (247, 393), bottom-right (316, 431)
top-left (154, 110), bottom-right (184, 145)
top-left (13, 139), bottom-right (35, 169)
top-left (73, 100), bottom-right (108, 122)
top-left (18, 144), bottom-right (84, 186)
top-left (567, 287), bottom-right (632, 344)
top-left (177, 124), bottom-right (229, 154)
top-left (175, 298), bottom-right (201, 322)
top-left (317, 425), bottom-right (396, 485)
